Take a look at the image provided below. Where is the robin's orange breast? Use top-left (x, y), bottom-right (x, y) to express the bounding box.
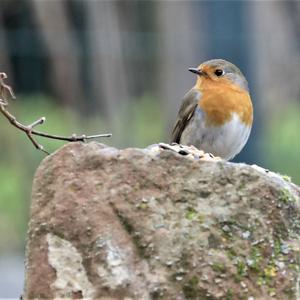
top-left (197, 79), bottom-right (253, 127)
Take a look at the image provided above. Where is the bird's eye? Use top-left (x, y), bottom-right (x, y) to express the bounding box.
top-left (214, 69), bottom-right (224, 77)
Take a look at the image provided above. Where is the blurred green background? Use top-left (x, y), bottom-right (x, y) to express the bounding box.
top-left (0, 0), bottom-right (300, 296)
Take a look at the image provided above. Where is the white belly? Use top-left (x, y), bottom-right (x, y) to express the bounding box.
top-left (180, 108), bottom-right (251, 160)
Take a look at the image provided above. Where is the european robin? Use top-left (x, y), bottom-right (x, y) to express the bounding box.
top-left (171, 59), bottom-right (253, 160)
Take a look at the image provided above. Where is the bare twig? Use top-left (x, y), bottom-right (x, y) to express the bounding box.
top-left (0, 72), bottom-right (112, 155)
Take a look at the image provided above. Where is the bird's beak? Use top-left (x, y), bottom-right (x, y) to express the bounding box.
top-left (188, 68), bottom-right (206, 77)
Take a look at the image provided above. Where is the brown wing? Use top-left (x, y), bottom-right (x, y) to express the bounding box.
top-left (171, 88), bottom-right (199, 143)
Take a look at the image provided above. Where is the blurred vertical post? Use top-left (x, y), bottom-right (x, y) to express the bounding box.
top-left (250, 1), bottom-right (300, 169)
top-left (30, 0), bottom-right (84, 109)
top-left (251, 1), bottom-right (300, 109)
top-left (0, 3), bottom-right (12, 81)
top-left (85, 0), bottom-right (130, 143)
top-left (155, 1), bottom-right (206, 134)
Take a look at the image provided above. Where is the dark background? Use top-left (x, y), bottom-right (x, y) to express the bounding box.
top-left (0, 0), bottom-right (300, 296)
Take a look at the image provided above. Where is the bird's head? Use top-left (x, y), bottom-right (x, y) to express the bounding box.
top-left (189, 59), bottom-right (249, 93)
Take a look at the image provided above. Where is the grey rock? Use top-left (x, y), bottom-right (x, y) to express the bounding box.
top-left (24, 142), bottom-right (300, 300)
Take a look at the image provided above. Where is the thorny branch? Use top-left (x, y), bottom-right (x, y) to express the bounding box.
top-left (0, 72), bottom-right (111, 155)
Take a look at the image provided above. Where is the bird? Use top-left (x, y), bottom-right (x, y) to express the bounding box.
top-left (171, 59), bottom-right (253, 161)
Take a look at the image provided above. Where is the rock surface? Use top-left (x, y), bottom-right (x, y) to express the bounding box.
top-left (24, 142), bottom-right (300, 300)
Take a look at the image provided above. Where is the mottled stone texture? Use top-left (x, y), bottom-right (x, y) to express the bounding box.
top-left (24, 142), bottom-right (300, 300)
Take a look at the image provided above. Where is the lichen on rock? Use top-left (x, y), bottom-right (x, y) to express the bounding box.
top-left (47, 233), bottom-right (95, 298)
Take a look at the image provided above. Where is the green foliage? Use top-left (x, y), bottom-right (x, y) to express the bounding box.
top-left (118, 94), bottom-right (165, 147)
top-left (263, 104), bottom-right (300, 185)
top-left (2, 94), bottom-right (298, 254)
top-left (0, 95), bottom-right (76, 252)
